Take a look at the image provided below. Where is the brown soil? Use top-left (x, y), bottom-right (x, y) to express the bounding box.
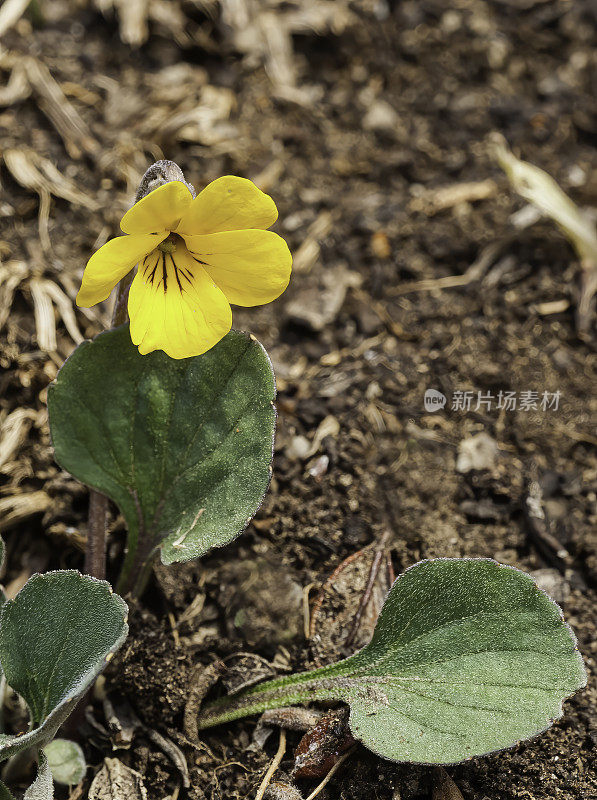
top-left (0, 1), bottom-right (596, 799)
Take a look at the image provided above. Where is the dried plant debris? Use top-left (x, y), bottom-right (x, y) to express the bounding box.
top-left (3, 148), bottom-right (98, 210)
top-left (0, 0), bottom-right (32, 38)
top-left (184, 660), bottom-right (226, 742)
top-left (88, 758), bottom-right (148, 800)
top-left (264, 781), bottom-right (304, 800)
top-left (495, 137), bottom-right (597, 338)
top-left (309, 537), bottom-right (393, 665)
top-left (292, 708), bottom-right (355, 780)
top-left (94, 0), bottom-right (374, 85)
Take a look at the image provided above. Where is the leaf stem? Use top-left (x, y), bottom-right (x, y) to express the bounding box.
top-left (116, 539), bottom-right (159, 599)
top-left (196, 661), bottom-right (352, 730)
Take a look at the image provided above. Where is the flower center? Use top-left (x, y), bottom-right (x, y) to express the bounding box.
top-left (140, 234), bottom-right (198, 297)
top-left (157, 233), bottom-right (179, 253)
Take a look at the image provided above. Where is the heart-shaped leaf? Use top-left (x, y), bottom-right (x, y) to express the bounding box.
top-left (0, 571), bottom-right (128, 761)
top-left (47, 325), bottom-right (276, 582)
top-left (198, 559), bottom-right (586, 764)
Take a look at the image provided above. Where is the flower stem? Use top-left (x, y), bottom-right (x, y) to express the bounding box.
top-left (84, 278), bottom-right (133, 580)
top-left (84, 490), bottom-right (108, 579)
top-left (84, 160), bottom-right (194, 587)
top-left (116, 536), bottom-right (159, 599)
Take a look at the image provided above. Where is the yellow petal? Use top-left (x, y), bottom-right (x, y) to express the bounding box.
top-left (128, 246), bottom-right (232, 359)
top-left (176, 176), bottom-right (278, 236)
top-left (76, 233), bottom-right (165, 307)
top-left (120, 181), bottom-right (193, 235)
top-left (182, 229), bottom-right (292, 306)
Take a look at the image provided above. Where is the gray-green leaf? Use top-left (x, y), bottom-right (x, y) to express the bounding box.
top-left (335, 559), bottom-right (586, 763)
top-left (0, 571), bottom-right (128, 761)
top-left (0, 751), bottom-right (54, 800)
top-left (44, 739), bottom-right (86, 786)
top-left (198, 559), bottom-right (586, 764)
top-left (0, 780), bottom-right (15, 800)
top-left (47, 325), bottom-right (276, 578)
top-left (23, 754), bottom-right (53, 800)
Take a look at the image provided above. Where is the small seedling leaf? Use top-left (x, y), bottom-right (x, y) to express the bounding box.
top-left (44, 739), bottom-right (86, 786)
top-left (0, 571), bottom-right (128, 761)
top-left (47, 325), bottom-right (276, 570)
top-left (334, 559), bottom-right (586, 763)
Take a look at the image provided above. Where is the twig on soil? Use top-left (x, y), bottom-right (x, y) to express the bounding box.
top-left (523, 475), bottom-right (571, 574)
top-left (344, 528), bottom-right (392, 649)
top-left (0, 0), bottom-right (30, 37)
top-left (168, 611), bottom-right (181, 648)
top-left (302, 582), bottom-right (316, 639)
top-left (387, 239), bottom-right (506, 297)
top-left (495, 137), bottom-right (597, 339)
top-left (184, 660), bottom-right (227, 742)
top-left (66, 781), bottom-right (86, 800)
top-left (577, 257), bottom-right (597, 340)
top-left (255, 728), bottom-right (287, 800)
top-left (143, 728), bottom-right (190, 789)
top-left (24, 57), bottom-right (99, 159)
top-left (85, 490), bottom-right (108, 580)
top-left (303, 745), bottom-right (356, 800)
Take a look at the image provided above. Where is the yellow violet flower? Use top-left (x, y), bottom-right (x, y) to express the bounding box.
top-left (77, 176), bottom-right (292, 359)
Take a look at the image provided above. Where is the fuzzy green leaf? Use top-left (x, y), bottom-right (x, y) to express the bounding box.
top-left (47, 325), bottom-right (276, 571)
top-left (23, 754), bottom-right (53, 800)
top-left (44, 739), bottom-right (86, 786)
top-left (339, 559), bottom-right (586, 762)
top-left (198, 559), bottom-right (586, 764)
top-left (0, 572), bottom-right (128, 761)
top-left (0, 781), bottom-right (15, 800)
top-left (0, 754), bottom-right (53, 800)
